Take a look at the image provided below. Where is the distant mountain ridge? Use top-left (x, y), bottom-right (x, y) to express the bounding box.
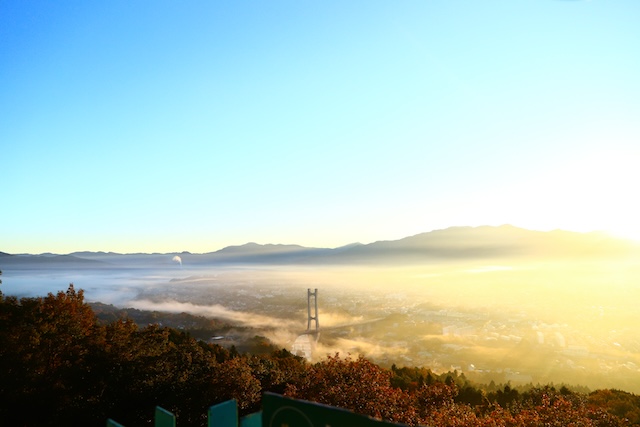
top-left (1, 225), bottom-right (638, 268)
top-left (0, 252), bottom-right (107, 268)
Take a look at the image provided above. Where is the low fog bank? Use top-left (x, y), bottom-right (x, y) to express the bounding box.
top-left (2, 260), bottom-right (640, 393)
top-left (129, 299), bottom-right (302, 331)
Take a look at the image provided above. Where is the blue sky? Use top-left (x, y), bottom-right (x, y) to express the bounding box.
top-left (2, 0), bottom-right (639, 254)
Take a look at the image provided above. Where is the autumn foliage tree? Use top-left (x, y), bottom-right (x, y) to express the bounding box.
top-left (0, 285), bottom-right (103, 425)
top-left (0, 285), bottom-right (236, 426)
top-left (589, 389), bottom-right (640, 425)
top-left (285, 353), bottom-right (419, 424)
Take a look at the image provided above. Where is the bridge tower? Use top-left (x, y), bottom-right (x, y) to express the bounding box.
top-left (307, 288), bottom-right (319, 333)
top-left (292, 289), bottom-right (320, 360)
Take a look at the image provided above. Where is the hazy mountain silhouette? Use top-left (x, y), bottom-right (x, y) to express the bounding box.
top-left (2, 225), bottom-right (637, 268)
top-left (0, 252), bottom-right (108, 268)
top-left (321, 225), bottom-right (638, 264)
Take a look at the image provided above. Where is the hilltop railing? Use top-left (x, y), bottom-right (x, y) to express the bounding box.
top-left (106, 392), bottom-right (407, 427)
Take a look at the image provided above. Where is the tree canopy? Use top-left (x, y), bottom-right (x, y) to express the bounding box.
top-left (0, 285), bottom-right (638, 426)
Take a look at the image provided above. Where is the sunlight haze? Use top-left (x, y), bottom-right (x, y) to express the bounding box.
top-left (3, 3), bottom-right (640, 416)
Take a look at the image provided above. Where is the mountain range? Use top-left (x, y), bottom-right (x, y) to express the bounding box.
top-left (1, 225), bottom-right (638, 269)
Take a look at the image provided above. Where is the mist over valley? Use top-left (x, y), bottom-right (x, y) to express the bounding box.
top-left (3, 225), bottom-right (640, 393)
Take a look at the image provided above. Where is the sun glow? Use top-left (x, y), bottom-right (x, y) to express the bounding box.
top-left (608, 228), bottom-right (640, 243)
top-left (498, 149), bottom-right (640, 243)
top-left (578, 150), bottom-right (640, 243)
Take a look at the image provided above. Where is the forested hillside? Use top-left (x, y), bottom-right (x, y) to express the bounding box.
top-left (1, 285), bottom-right (639, 426)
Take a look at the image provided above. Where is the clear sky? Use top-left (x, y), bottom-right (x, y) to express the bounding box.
top-left (2, 0), bottom-right (639, 254)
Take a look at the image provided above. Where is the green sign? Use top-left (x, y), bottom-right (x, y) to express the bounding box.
top-left (262, 393), bottom-right (408, 427)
